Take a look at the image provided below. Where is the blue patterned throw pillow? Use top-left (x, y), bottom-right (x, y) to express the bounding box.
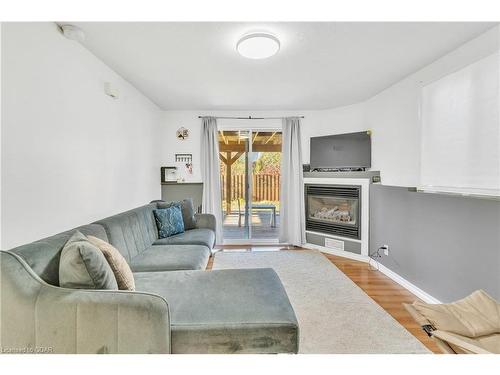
top-left (153, 205), bottom-right (185, 238)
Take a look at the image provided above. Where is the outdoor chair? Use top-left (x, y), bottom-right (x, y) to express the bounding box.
top-left (404, 290), bottom-right (500, 354)
top-left (237, 198), bottom-right (276, 228)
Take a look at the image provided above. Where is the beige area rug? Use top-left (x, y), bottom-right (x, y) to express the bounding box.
top-left (213, 250), bottom-right (430, 354)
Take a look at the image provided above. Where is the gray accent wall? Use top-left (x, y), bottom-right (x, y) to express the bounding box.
top-left (161, 183), bottom-right (203, 213)
top-left (370, 185), bottom-right (500, 302)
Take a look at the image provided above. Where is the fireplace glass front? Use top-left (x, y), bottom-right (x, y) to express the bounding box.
top-left (305, 184), bottom-right (361, 239)
top-left (307, 195), bottom-right (358, 226)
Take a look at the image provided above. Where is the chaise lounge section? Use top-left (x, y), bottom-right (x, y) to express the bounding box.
top-left (0, 202), bottom-right (299, 354)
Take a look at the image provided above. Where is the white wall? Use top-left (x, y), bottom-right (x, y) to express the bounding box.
top-left (161, 110), bottom-right (297, 182)
top-left (364, 25), bottom-right (499, 187)
top-left (2, 23), bottom-right (496, 249)
top-left (1, 23), bottom-right (162, 249)
top-left (159, 106), bottom-right (366, 182)
top-left (159, 25), bottom-right (499, 188)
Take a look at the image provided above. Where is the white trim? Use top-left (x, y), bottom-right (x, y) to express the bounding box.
top-left (217, 121), bottom-right (282, 131)
top-left (305, 229), bottom-right (362, 244)
top-left (304, 177), bottom-right (371, 185)
top-left (219, 125), bottom-right (283, 243)
top-left (303, 177), bottom-right (370, 256)
top-left (375, 261), bottom-right (441, 304)
top-left (303, 242), bottom-right (369, 263)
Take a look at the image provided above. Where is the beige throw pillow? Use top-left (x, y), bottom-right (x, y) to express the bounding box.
top-left (87, 235), bottom-right (135, 291)
top-left (413, 290), bottom-right (500, 338)
top-left (59, 231), bottom-right (118, 290)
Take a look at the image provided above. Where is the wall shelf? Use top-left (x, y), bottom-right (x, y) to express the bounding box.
top-left (414, 187), bottom-right (500, 201)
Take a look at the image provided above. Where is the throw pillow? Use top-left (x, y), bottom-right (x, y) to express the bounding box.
top-left (157, 198), bottom-right (196, 230)
top-left (87, 235), bottom-right (135, 291)
top-left (153, 205), bottom-right (185, 238)
top-left (59, 231), bottom-right (118, 290)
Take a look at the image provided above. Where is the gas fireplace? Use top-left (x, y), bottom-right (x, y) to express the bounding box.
top-left (305, 184), bottom-right (361, 239)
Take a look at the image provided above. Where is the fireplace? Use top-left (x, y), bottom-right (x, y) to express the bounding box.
top-left (305, 184), bottom-right (361, 239)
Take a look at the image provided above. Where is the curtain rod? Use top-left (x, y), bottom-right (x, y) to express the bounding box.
top-left (197, 115), bottom-right (305, 120)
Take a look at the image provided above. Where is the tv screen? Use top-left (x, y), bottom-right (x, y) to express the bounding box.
top-left (310, 131), bottom-right (371, 170)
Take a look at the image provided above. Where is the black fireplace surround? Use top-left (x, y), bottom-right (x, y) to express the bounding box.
top-left (305, 184), bottom-right (361, 239)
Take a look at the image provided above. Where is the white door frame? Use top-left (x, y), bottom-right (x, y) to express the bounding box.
top-left (218, 124), bottom-right (282, 245)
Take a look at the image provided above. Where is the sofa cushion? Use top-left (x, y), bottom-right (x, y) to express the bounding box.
top-left (9, 223), bottom-right (108, 286)
top-left (59, 231), bottom-right (118, 290)
top-left (129, 245), bottom-right (210, 272)
top-left (94, 204), bottom-right (158, 262)
top-left (133, 268), bottom-right (299, 354)
top-left (153, 228), bottom-right (215, 250)
top-left (154, 206), bottom-right (185, 238)
top-left (157, 198), bottom-right (196, 230)
top-left (87, 235), bottom-right (135, 291)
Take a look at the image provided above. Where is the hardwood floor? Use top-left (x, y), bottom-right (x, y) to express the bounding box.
top-left (209, 246), bottom-right (441, 354)
top-left (323, 253), bottom-right (440, 353)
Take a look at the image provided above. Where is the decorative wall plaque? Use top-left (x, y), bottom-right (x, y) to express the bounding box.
top-left (176, 127), bottom-right (189, 140)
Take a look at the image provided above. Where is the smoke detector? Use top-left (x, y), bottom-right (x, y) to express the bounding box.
top-left (60, 24), bottom-right (85, 42)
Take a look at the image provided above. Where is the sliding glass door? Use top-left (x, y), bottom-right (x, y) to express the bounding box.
top-left (219, 130), bottom-right (251, 241)
top-left (218, 129), bottom-right (282, 243)
top-left (250, 131), bottom-right (282, 240)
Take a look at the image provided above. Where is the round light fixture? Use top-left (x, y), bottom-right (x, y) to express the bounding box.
top-left (236, 33), bottom-right (280, 59)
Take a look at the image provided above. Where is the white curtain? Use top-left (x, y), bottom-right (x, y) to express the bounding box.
top-left (201, 116), bottom-right (223, 244)
top-left (279, 117), bottom-right (305, 246)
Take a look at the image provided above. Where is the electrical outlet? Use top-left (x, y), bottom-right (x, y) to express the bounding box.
top-left (383, 245), bottom-right (390, 256)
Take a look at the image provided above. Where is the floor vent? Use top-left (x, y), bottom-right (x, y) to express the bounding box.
top-left (324, 238), bottom-right (344, 251)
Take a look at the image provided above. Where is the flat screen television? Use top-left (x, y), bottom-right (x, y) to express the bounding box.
top-left (310, 131), bottom-right (371, 170)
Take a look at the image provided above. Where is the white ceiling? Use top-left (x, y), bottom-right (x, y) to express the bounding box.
top-left (73, 22), bottom-right (497, 110)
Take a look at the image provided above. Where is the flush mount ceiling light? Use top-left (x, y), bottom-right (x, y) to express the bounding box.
top-left (236, 33), bottom-right (280, 59)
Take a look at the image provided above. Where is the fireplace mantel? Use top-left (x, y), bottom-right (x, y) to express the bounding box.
top-left (303, 176), bottom-right (372, 261)
top-left (304, 170), bottom-right (380, 183)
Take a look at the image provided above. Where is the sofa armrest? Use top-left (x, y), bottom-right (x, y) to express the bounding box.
top-left (1, 251), bottom-right (170, 354)
top-left (37, 288), bottom-right (170, 354)
top-left (194, 213), bottom-right (217, 233)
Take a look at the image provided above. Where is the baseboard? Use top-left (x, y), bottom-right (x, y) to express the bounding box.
top-left (304, 242), bottom-right (441, 304)
top-left (303, 242), bottom-right (370, 263)
top-left (375, 262), bottom-right (441, 304)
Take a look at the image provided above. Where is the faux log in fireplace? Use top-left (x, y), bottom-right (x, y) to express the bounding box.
top-left (305, 184), bottom-right (361, 239)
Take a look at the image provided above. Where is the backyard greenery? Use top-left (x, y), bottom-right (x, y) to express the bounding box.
top-left (220, 152), bottom-right (281, 213)
top-left (220, 152), bottom-right (281, 174)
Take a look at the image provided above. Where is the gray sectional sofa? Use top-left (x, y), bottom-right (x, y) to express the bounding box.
top-left (0, 202), bottom-right (299, 354)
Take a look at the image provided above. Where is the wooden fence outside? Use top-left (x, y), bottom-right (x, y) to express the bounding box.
top-left (221, 174), bottom-right (280, 202)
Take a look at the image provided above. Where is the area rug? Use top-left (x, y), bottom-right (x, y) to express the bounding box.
top-left (213, 250), bottom-right (430, 354)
